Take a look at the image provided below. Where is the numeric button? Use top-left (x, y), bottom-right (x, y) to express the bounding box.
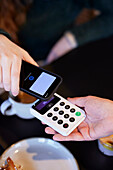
top-left (47, 113), bottom-right (53, 117)
top-left (65, 105), bottom-right (70, 109)
top-left (64, 114), bottom-right (69, 119)
top-left (53, 107), bottom-right (59, 111)
top-left (60, 102), bottom-right (65, 106)
top-left (70, 108), bottom-right (75, 113)
top-left (59, 110), bottom-right (64, 115)
top-left (69, 117), bottom-right (75, 122)
top-left (57, 120), bottom-right (63, 124)
top-left (52, 116), bottom-right (58, 121)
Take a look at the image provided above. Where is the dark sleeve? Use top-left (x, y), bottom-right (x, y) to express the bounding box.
top-left (70, 0), bottom-right (113, 46)
top-left (0, 29), bottom-right (12, 40)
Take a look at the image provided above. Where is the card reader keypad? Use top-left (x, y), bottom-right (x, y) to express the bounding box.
top-left (31, 93), bottom-right (86, 136)
top-left (45, 99), bottom-right (83, 129)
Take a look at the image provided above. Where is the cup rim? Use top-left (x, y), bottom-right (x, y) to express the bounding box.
top-left (9, 91), bottom-right (37, 104)
top-left (8, 97), bottom-right (35, 105)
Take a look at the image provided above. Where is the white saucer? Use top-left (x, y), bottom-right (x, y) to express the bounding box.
top-left (0, 138), bottom-right (79, 170)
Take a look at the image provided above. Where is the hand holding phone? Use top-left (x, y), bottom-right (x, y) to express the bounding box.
top-left (20, 60), bottom-right (62, 100)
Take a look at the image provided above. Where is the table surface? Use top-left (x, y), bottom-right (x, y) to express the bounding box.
top-left (1, 36), bottom-right (113, 170)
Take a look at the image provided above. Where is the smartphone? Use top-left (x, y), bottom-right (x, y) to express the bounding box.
top-left (20, 60), bottom-right (62, 100)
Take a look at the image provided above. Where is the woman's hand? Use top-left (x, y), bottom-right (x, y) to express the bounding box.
top-left (0, 35), bottom-right (38, 96)
top-left (45, 96), bottom-right (113, 141)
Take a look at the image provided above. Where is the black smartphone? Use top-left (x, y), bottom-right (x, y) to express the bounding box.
top-left (20, 60), bottom-right (62, 100)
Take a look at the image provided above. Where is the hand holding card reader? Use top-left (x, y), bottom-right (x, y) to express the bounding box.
top-left (30, 93), bottom-right (86, 136)
top-left (20, 60), bottom-right (62, 100)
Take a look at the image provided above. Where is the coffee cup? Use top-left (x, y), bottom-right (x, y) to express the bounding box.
top-left (0, 91), bottom-right (37, 119)
top-left (98, 135), bottom-right (113, 156)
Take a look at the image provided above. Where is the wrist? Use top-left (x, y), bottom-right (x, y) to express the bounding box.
top-left (64, 31), bottom-right (78, 48)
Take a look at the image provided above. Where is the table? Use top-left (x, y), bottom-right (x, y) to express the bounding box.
top-left (0, 35), bottom-right (113, 170)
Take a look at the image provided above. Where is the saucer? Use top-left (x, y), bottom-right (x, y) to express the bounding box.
top-left (0, 137), bottom-right (79, 170)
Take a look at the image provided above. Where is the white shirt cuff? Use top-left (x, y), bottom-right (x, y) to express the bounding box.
top-left (64, 31), bottom-right (78, 48)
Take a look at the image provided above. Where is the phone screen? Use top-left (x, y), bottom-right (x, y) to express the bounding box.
top-left (20, 61), bottom-right (62, 100)
top-left (30, 72), bottom-right (56, 95)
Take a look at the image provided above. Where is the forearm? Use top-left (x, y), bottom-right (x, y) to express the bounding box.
top-left (68, 0), bottom-right (113, 46)
top-left (70, 13), bottom-right (113, 46)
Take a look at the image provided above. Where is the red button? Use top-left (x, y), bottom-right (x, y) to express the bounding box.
top-left (63, 123), bottom-right (69, 128)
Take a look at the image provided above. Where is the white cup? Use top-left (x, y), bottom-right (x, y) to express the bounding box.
top-left (98, 135), bottom-right (113, 156)
top-left (0, 91), bottom-right (37, 119)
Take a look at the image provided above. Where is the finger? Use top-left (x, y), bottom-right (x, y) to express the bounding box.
top-left (45, 127), bottom-right (57, 134)
top-left (67, 96), bottom-right (87, 108)
top-left (22, 50), bottom-right (38, 67)
top-left (2, 56), bottom-right (11, 91)
top-left (11, 55), bottom-right (22, 96)
top-left (0, 66), bottom-right (3, 88)
top-left (45, 126), bottom-right (85, 141)
top-left (0, 66), bottom-right (2, 83)
top-left (53, 131), bottom-right (85, 141)
top-left (77, 122), bottom-right (92, 140)
top-left (41, 122), bottom-right (46, 125)
top-left (47, 127), bottom-right (77, 135)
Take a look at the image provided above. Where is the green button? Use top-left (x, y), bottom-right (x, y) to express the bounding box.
top-left (75, 112), bottom-right (81, 116)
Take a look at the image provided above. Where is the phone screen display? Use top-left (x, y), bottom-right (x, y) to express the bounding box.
top-left (30, 72), bottom-right (56, 95)
top-left (20, 61), bottom-right (62, 100)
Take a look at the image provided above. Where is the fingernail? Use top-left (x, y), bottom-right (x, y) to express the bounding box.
top-left (12, 91), bottom-right (19, 96)
top-left (4, 85), bottom-right (10, 91)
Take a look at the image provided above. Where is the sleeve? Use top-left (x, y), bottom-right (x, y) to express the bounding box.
top-left (0, 29), bottom-right (12, 40)
top-left (69, 0), bottom-right (113, 46)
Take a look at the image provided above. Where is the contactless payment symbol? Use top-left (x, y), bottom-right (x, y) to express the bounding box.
top-left (29, 76), bottom-right (34, 81)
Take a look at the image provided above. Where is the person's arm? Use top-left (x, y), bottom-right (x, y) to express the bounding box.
top-left (47, 0), bottom-right (113, 64)
top-left (46, 31), bottom-right (78, 64)
top-left (70, 0), bottom-right (113, 46)
top-left (45, 96), bottom-right (113, 141)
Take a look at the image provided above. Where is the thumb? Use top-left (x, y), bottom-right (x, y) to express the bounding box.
top-left (67, 96), bottom-right (87, 108)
